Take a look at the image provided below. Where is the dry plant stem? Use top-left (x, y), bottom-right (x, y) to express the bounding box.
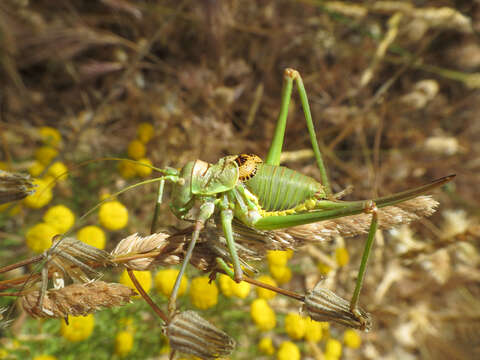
top-left (150, 179), bottom-right (165, 234)
top-left (242, 276), bottom-right (305, 302)
top-left (127, 269), bottom-right (168, 323)
top-left (0, 255), bottom-right (43, 274)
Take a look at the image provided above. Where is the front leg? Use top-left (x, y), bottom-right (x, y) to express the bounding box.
top-left (219, 194), bottom-right (243, 282)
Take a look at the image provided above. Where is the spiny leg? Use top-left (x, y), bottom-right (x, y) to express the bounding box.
top-left (219, 195), bottom-right (243, 282)
top-left (349, 201), bottom-right (378, 328)
top-left (167, 202), bottom-right (214, 316)
top-left (266, 68), bottom-right (331, 195)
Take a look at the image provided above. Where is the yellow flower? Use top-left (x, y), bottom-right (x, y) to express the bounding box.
top-left (250, 298), bottom-right (276, 331)
top-left (258, 337), bottom-right (275, 355)
top-left (343, 329), bottom-right (361, 349)
top-left (127, 140), bottom-right (146, 160)
top-left (335, 247), bottom-right (349, 267)
top-left (267, 250), bottom-right (289, 267)
top-left (60, 314), bottom-right (95, 342)
top-left (24, 178), bottom-right (52, 209)
top-left (317, 261), bottom-right (333, 275)
top-left (137, 122), bottom-right (154, 144)
top-left (98, 200), bottom-right (128, 230)
top-left (28, 161), bottom-right (45, 177)
top-left (39, 126), bottom-right (62, 147)
top-left (304, 318), bottom-right (323, 343)
top-left (76, 225), bottom-right (106, 249)
top-left (269, 264), bottom-right (292, 284)
top-left (255, 275), bottom-right (277, 300)
top-left (284, 313), bottom-right (307, 340)
top-left (155, 269), bottom-right (188, 297)
top-left (219, 274), bottom-right (250, 299)
top-left (277, 341), bottom-right (300, 360)
top-left (43, 205), bottom-right (75, 233)
top-left (35, 146), bottom-right (58, 165)
top-left (189, 276), bottom-right (218, 310)
top-left (325, 338), bottom-right (342, 358)
top-left (0, 203), bottom-right (21, 216)
top-left (118, 160), bottom-right (137, 180)
top-left (26, 222), bottom-right (57, 253)
top-left (0, 161), bottom-right (8, 170)
top-left (115, 330), bottom-right (134, 357)
top-left (119, 270), bottom-right (151, 297)
top-left (33, 356), bottom-right (57, 360)
top-left (134, 158), bottom-right (153, 177)
top-left (48, 161), bottom-right (68, 181)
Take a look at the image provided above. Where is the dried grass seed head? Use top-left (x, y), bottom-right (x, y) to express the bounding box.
top-left (0, 170), bottom-right (36, 204)
top-left (22, 281), bottom-right (136, 318)
top-left (166, 310), bottom-right (235, 360)
top-left (303, 283), bottom-right (372, 331)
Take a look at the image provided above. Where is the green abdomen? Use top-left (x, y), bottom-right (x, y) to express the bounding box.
top-left (244, 164), bottom-right (323, 211)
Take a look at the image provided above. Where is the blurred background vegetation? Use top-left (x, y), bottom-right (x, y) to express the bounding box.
top-left (0, 0), bottom-right (479, 359)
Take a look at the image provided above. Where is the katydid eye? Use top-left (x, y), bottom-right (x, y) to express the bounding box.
top-left (234, 154), bottom-right (262, 181)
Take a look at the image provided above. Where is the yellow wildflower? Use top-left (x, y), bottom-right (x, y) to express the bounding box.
top-left (219, 274), bottom-right (251, 299)
top-left (115, 330), bottom-right (134, 357)
top-left (325, 338), bottom-right (342, 358)
top-left (189, 276), bottom-right (218, 310)
top-left (35, 146), bottom-right (58, 165)
top-left (255, 275), bottom-right (277, 300)
top-left (98, 200), bottom-right (128, 230)
top-left (127, 140), bottom-right (146, 160)
top-left (250, 298), bottom-right (276, 331)
top-left (119, 270), bottom-right (151, 297)
top-left (0, 203), bottom-right (21, 216)
top-left (118, 160), bottom-right (137, 180)
top-left (76, 225), bottom-right (106, 249)
top-left (155, 269), bottom-right (188, 297)
top-left (134, 158), bottom-right (153, 177)
top-left (318, 261), bottom-right (333, 275)
top-left (43, 205), bottom-right (75, 233)
top-left (24, 178), bottom-right (52, 209)
top-left (267, 250), bottom-right (289, 267)
top-left (258, 337), bottom-right (275, 355)
top-left (277, 341), bottom-right (300, 360)
top-left (33, 356), bottom-right (57, 360)
top-left (269, 264), bottom-right (292, 284)
top-left (343, 329), bottom-right (361, 349)
top-left (60, 314), bottom-right (95, 342)
top-left (28, 161), bottom-right (45, 177)
top-left (39, 126), bottom-right (62, 147)
top-left (26, 222), bottom-right (57, 253)
top-left (335, 247), bottom-right (350, 267)
top-left (137, 122), bottom-right (154, 143)
top-left (48, 161), bottom-right (68, 181)
top-left (304, 318), bottom-right (323, 343)
top-left (285, 313), bottom-right (307, 340)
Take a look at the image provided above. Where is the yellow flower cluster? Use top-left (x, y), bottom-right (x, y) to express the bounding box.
top-left (284, 313), bottom-right (307, 340)
top-left (115, 330), bottom-right (134, 357)
top-left (255, 275), bottom-right (277, 300)
top-left (120, 122), bottom-right (155, 179)
top-left (277, 341), bottom-right (300, 360)
top-left (325, 338), bottom-right (342, 359)
top-left (258, 337), bottom-right (275, 355)
top-left (60, 314), bottom-right (95, 342)
top-left (25, 222), bottom-right (57, 253)
top-left (23, 178), bottom-right (52, 209)
top-left (119, 270), bottom-right (152, 297)
top-left (43, 205), bottom-right (75, 233)
top-left (189, 276), bottom-right (218, 310)
top-left (250, 298), bottom-right (276, 331)
top-left (343, 329), bottom-right (361, 349)
top-left (218, 274), bottom-right (251, 299)
top-left (76, 225), bottom-right (106, 249)
top-left (98, 200), bottom-right (128, 231)
top-left (267, 250), bottom-right (293, 284)
top-left (155, 269), bottom-right (188, 297)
